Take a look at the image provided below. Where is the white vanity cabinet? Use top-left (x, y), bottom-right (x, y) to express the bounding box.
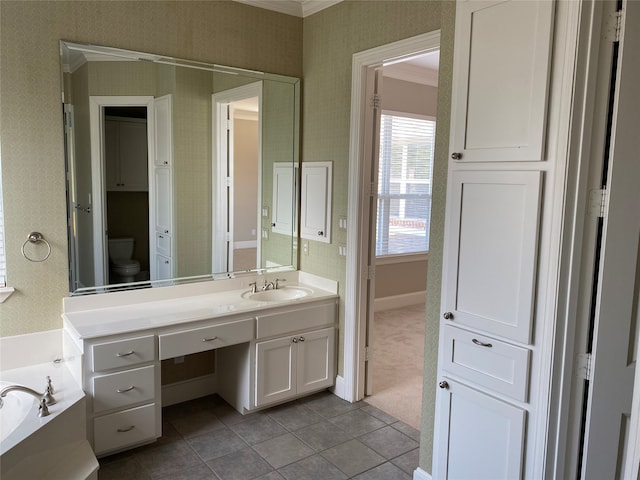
top-left (63, 278), bottom-right (339, 457)
top-left (84, 334), bottom-right (161, 457)
top-left (255, 326), bottom-right (335, 407)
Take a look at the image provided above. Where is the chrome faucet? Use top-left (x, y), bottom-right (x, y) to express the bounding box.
top-left (0, 380), bottom-right (56, 417)
top-left (262, 280), bottom-right (276, 291)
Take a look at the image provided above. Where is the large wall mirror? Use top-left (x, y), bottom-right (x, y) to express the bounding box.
top-left (60, 41), bottom-right (300, 295)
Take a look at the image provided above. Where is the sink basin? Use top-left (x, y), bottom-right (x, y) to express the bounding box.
top-left (242, 286), bottom-right (313, 302)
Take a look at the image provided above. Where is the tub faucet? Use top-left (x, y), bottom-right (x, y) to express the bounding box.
top-left (0, 382), bottom-right (56, 417)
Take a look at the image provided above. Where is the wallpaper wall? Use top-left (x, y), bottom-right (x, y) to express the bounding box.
top-left (0, 1), bottom-right (302, 336)
top-left (301, 2), bottom-right (455, 472)
top-left (1, 1), bottom-right (454, 475)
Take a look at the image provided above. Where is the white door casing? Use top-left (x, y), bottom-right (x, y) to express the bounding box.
top-left (345, 31), bottom-right (441, 403)
top-left (580, 1), bottom-right (640, 477)
top-left (89, 95), bottom-right (155, 287)
top-left (212, 82), bottom-right (262, 274)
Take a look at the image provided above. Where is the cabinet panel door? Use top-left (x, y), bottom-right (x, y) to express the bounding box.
top-left (450, 0), bottom-right (554, 162)
top-left (118, 121), bottom-right (149, 190)
top-left (105, 119), bottom-right (119, 190)
top-left (154, 167), bottom-right (172, 235)
top-left (444, 170), bottom-right (542, 343)
top-left (297, 327), bottom-right (335, 395)
top-left (272, 163), bottom-right (296, 235)
top-left (300, 162), bottom-right (332, 243)
top-left (255, 336), bottom-right (296, 407)
top-left (434, 380), bottom-right (526, 480)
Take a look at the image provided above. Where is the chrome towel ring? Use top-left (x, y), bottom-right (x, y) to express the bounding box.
top-left (21, 232), bottom-right (51, 263)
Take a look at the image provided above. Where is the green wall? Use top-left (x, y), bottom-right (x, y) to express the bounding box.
top-left (301, 1), bottom-right (455, 472)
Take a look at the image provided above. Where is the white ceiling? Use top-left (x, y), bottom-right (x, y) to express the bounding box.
top-left (232, 0), bottom-right (343, 17)
top-left (383, 50), bottom-right (440, 87)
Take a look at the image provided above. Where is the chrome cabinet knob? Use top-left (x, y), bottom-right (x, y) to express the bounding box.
top-left (318, 231), bottom-right (324, 236)
top-left (451, 152), bottom-right (462, 160)
top-left (439, 380), bottom-right (450, 390)
top-left (443, 312), bottom-right (454, 320)
top-left (292, 337), bottom-right (298, 343)
top-left (299, 336), bottom-right (305, 342)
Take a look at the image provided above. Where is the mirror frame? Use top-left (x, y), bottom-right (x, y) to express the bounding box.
top-left (60, 41), bottom-right (300, 296)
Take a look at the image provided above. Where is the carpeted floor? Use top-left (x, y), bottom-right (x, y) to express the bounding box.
top-left (365, 303), bottom-right (425, 430)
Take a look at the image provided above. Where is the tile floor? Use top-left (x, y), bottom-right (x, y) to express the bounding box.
top-left (98, 390), bottom-right (420, 480)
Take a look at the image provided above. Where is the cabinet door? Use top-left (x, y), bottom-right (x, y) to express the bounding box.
top-left (272, 163), bottom-right (296, 235)
top-left (105, 119), bottom-right (119, 190)
top-left (255, 336), bottom-right (296, 407)
top-left (297, 327), bottom-right (335, 395)
top-left (154, 254), bottom-right (172, 281)
top-left (443, 170), bottom-right (541, 343)
top-left (450, 0), bottom-right (554, 162)
top-left (434, 380), bottom-right (526, 480)
top-left (300, 162), bottom-right (332, 243)
top-left (153, 167), bottom-right (172, 236)
top-left (118, 120), bottom-right (149, 190)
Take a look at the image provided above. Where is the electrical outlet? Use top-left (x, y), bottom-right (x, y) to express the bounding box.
top-left (262, 228), bottom-right (269, 239)
top-left (303, 240), bottom-right (309, 256)
top-left (338, 245), bottom-right (347, 256)
top-left (339, 216), bottom-right (348, 230)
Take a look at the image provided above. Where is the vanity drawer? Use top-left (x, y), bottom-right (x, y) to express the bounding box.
top-left (92, 335), bottom-right (155, 372)
top-left (92, 365), bottom-right (155, 413)
top-left (442, 325), bottom-right (530, 401)
top-left (256, 302), bottom-right (336, 339)
top-left (93, 403), bottom-right (156, 455)
top-left (158, 318), bottom-right (254, 360)
top-left (156, 232), bottom-right (171, 257)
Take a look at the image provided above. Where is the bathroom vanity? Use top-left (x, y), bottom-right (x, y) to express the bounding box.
top-left (62, 272), bottom-right (338, 457)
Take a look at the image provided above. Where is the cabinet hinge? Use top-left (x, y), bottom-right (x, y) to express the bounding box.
top-left (365, 346), bottom-right (371, 362)
top-left (604, 9), bottom-right (623, 42)
top-left (370, 93), bottom-right (381, 110)
top-left (367, 265), bottom-right (375, 281)
top-left (588, 189), bottom-right (608, 218)
top-left (576, 353), bottom-right (593, 381)
top-left (225, 232), bottom-right (231, 242)
top-left (367, 182), bottom-right (376, 198)
top-left (226, 177), bottom-right (233, 188)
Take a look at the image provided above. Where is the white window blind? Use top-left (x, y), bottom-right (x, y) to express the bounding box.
top-left (376, 113), bottom-right (435, 257)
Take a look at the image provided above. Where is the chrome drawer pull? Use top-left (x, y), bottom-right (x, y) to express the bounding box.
top-left (202, 336), bottom-right (219, 342)
top-left (117, 425), bottom-right (135, 433)
top-left (116, 350), bottom-right (135, 357)
top-left (472, 338), bottom-right (492, 348)
top-left (117, 386), bottom-right (135, 393)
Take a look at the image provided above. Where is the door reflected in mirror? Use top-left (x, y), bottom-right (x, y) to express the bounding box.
top-left (60, 41), bottom-right (300, 295)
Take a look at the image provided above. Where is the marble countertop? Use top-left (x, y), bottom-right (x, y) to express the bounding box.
top-left (63, 280), bottom-right (338, 340)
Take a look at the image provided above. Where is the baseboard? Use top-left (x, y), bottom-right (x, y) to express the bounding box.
top-left (374, 291), bottom-right (426, 312)
top-left (331, 375), bottom-right (345, 399)
top-left (413, 467), bottom-right (432, 480)
top-left (161, 374), bottom-right (217, 407)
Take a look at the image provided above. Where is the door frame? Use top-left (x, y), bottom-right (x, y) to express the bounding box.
top-left (212, 82), bottom-right (263, 274)
top-left (89, 95), bottom-right (155, 287)
top-left (343, 31), bottom-right (440, 402)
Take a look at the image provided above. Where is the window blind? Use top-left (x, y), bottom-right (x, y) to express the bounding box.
top-left (376, 113), bottom-right (435, 257)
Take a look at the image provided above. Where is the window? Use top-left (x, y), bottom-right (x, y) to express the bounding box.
top-left (376, 112), bottom-right (435, 257)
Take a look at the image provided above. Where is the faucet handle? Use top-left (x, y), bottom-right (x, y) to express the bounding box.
top-left (38, 398), bottom-right (50, 417)
top-left (275, 278), bottom-right (286, 289)
top-left (46, 375), bottom-right (55, 394)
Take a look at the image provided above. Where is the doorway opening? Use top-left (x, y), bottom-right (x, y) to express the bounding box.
top-left (344, 32), bottom-right (441, 428)
top-left (212, 82), bottom-right (263, 274)
top-left (103, 106), bottom-right (150, 285)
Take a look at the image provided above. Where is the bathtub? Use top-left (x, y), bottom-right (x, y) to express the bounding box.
top-left (0, 381), bottom-right (38, 443)
top-left (0, 334), bottom-right (98, 480)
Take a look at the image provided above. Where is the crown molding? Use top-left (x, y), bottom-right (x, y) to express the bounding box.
top-left (232, 0), bottom-right (342, 17)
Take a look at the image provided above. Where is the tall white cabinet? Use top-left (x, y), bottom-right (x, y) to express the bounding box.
top-left (433, 1), bottom-right (559, 478)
